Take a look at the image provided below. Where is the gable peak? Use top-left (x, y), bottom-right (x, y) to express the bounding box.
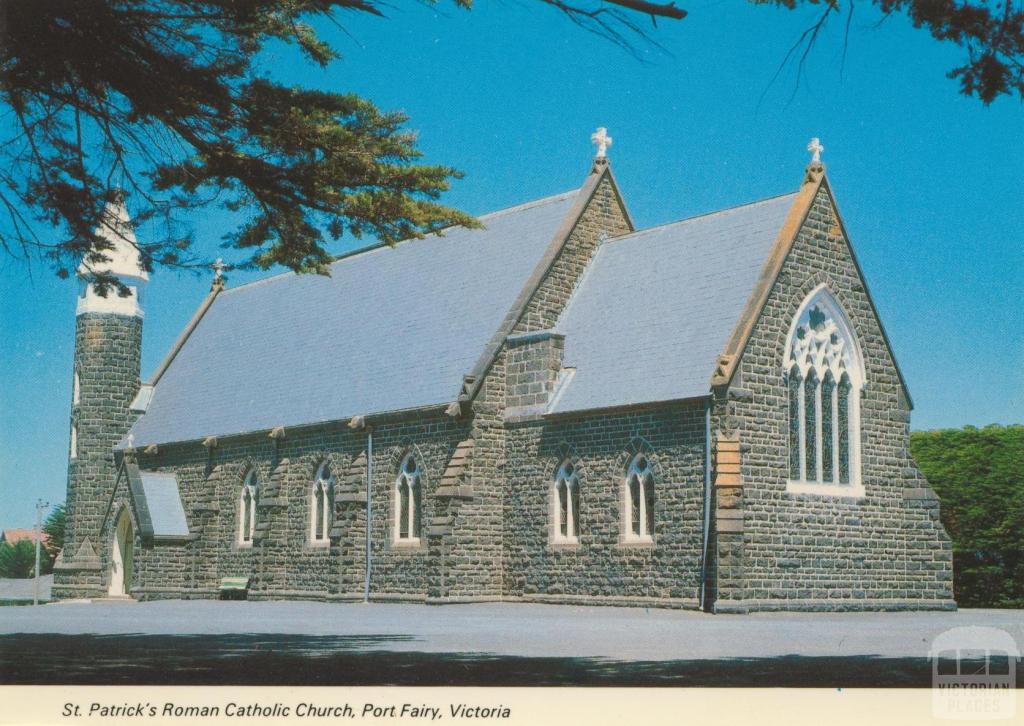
top-left (804, 136), bottom-right (826, 184)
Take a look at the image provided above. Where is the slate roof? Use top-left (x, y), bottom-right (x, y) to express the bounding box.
top-left (550, 193), bottom-right (797, 414)
top-left (138, 471), bottom-right (190, 537)
top-left (125, 190), bottom-right (579, 447)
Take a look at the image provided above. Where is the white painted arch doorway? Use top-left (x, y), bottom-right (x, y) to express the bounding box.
top-left (108, 507), bottom-right (134, 597)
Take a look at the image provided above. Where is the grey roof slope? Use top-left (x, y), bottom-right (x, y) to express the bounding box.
top-left (138, 471), bottom-right (190, 537)
top-left (126, 190), bottom-right (578, 447)
top-left (550, 193), bottom-right (797, 414)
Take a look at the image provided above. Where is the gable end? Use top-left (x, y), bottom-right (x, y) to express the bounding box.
top-left (714, 169), bottom-right (913, 408)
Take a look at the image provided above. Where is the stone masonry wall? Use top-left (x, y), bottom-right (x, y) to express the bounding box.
top-left (504, 403), bottom-right (708, 607)
top-left (511, 171), bottom-right (631, 335)
top-left (124, 412), bottom-right (470, 601)
top-left (53, 312), bottom-right (143, 599)
top-left (505, 332), bottom-right (565, 414)
top-left (718, 182), bottom-right (954, 611)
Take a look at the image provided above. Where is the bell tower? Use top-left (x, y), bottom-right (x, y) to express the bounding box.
top-left (52, 195), bottom-right (147, 599)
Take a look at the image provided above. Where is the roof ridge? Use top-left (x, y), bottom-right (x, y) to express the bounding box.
top-left (219, 189), bottom-right (580, 297)
top-left (603, 191), bottom-right (798, 247)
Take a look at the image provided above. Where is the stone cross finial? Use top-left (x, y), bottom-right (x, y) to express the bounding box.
top-left (807, 137), bottom-right (824, 164)
top-left (591, 127), bottom-right (613, 158)
top-left (212, 257), bottom-right (226, 282)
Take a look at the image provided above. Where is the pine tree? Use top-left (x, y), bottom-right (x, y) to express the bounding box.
top-left (42, 504), bottom-right (65, 569)
top-left (1, 1), bottom-right (1018, 291)
top-left (0, 1), bottom-right (481, 293)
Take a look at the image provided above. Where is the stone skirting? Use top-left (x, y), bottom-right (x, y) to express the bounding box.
top-left (518, 593), bottom-right (700, 610)
top-left (714, 598), bottom-right (958, 614)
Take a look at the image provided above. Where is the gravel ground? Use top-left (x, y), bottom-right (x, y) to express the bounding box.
top-left (1, 601), bottom-right (1020, 686)
top-left (2, 600), bottom-right (1022, 659)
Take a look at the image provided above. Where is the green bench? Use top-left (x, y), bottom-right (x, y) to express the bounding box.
top-left (218, 576), bottom-right (251, 600)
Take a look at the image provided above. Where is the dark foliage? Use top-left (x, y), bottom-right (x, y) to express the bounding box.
top-left (756, 0), bottom-right (1024, 104)
top-left (42, 503), bottom-right (65, 566)
top-left (0, 539), bottom-right (38, 578)
top-left (911, 424), bottom-right (1024, 608)
top-left (0, 0), bottom-right (480, 294)
top-left (0, 1), bottom-right (1017, 293)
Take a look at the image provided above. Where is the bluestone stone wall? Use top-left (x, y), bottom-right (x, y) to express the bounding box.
top-left (714, 184), bottom-right (954, 611)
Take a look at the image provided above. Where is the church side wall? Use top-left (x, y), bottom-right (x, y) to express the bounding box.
top-left (503, 402), bottom-right (707, 607)
top-left (126, 413), bottom-right (471, 601)
top-left (720, 185), bottom-right (954, 612)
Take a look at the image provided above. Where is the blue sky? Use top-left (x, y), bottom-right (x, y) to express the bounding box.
top-left (1, 1), bottom-right (1021, 527)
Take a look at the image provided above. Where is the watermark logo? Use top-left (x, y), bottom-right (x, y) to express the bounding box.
top-left (931, 626), bottom-right (1019, 720)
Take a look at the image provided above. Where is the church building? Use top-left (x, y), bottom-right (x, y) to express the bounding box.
top-left (52, 133), bottom-right (955, 612)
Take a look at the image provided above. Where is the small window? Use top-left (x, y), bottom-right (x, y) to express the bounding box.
top-left (624, 454), bottom-right (654, 542)
top-left (73, 372), bottom-right (80, 405)
top-left (310, 461), bottom-right (334, 545)
top-left (551, 460), bottom-right (580, 544)
top-left (394, 454), bottom-right (421, 544)
top-left (238, 468), bottom-right (259, 546)
top-left (70, 424), bottom-right (78, 460)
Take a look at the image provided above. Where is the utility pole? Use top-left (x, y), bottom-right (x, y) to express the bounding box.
top-left (34, 499), bottom-right (49, 606)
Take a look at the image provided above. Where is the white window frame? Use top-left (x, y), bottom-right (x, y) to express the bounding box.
top-left (784, 285), bottom-right (865, 498)
top-left (70, 424), bottom-right (78, 460)
top-left (393, 454), bottom-right (422, 546)
top-left (237, 468), bottom-right (259, 547)
top-left (73, 371), bottom-right (80, 405)
top-left (550, 459), bottom-right (580, 545)
top-left (622, 454), bottom-right (655, 544)
top-left (309, 461), bottom-right (334, 546)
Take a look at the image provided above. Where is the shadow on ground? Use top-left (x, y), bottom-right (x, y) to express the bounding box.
top-left (6, 633), bottom-right (1020, 687)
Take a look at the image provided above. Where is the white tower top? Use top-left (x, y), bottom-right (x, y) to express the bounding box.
top-left (76, 194), bottom-right (148, 317)
top-left (76, 195), bottom-right (148, 282)
top-left (591, 127), bottom-right (613, 158)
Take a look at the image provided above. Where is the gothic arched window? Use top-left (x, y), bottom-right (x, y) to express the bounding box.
top-left (551, 459), bottom-right (580, 543)
top-left (624, 454), bottom-right (655, 542)
top-left (238, 468), bottom-right (259, 546)
top-left (395, 454), bottom-right (422, 543)
top-left (310, 461), bottom-right (335, 545)
top-left (784, 287), bottom-right (865, 495)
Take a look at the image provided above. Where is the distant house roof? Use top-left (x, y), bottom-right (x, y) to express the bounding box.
top-left (0, 528), bottom-right (48, 545)
top-left (550, 193), bottom-right (797, 414)
top-left (124, 190), bottom-right (580, 447)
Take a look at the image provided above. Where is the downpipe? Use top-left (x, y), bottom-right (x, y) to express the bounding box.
top-left (364, 426), bottom-right (373, 603)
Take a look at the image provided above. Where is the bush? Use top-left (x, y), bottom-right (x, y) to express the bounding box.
top-left (911, 424), bottom-right (1024, 608)
top-left (0, 540), bottom-right (39, 578)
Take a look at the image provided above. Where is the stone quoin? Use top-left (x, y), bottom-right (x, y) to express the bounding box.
top-left (53, 132), bottom-right (954, 613)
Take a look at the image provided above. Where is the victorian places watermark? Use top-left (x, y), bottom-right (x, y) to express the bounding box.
top-left (931, 626), bottom-right (1020, 720)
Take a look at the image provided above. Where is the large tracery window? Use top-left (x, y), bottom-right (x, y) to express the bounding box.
top-left (551, 459), bottom-right (580, 544)
top-left (310, 461), bottom-right (335, 545)
top-left (394, 454), bottom-right (422, 544)
top-left (238, 468), bottom-right (259, 546)
top-left (624, 454), bottom-right (655, 542)
top-left (784, 287), bottom-right (864, 496)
